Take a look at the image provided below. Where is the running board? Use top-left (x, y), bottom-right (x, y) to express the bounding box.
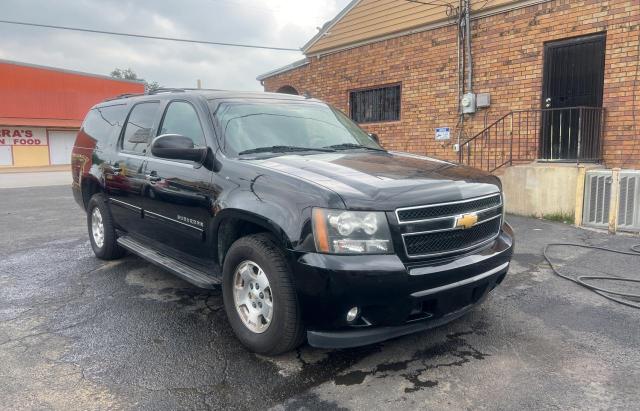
top-left (117, 236), bottom-right (220, 289)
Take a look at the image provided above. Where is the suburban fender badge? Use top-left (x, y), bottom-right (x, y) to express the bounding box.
top-left (455, 213), bottom-right (479, 230)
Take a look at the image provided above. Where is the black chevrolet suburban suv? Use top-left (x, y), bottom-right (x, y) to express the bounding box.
top-left (72, 89), bottom-right (513, 355)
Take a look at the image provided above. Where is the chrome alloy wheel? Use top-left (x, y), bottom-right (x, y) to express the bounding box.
top-left (91, 207), bottom-right (105, 248)
top-left (232, 260), bottom-right (273, 334)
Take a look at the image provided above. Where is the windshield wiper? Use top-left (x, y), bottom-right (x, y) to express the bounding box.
top-left (322, 143), bottom-right (386, 151)
top-left (238, 145), bottom-right (335, 155)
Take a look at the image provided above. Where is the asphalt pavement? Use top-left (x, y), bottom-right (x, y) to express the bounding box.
top-left (1, 185), bottom-right (639, 410)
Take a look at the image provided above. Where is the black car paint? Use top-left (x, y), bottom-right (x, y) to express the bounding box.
top-left (72, 91), bottom-right (513, 347)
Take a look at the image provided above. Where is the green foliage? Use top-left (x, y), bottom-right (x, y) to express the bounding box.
top-left (539, 212), bottom-right (575, 224)
top-left (110, 68), bottom-right (161, 92)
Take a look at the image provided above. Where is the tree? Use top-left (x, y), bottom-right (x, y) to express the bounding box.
top-left (110, 68), bottom-right (161, 92)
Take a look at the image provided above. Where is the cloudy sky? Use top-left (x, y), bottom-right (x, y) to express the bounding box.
top-left (1, 0), bottom-right (351, 90)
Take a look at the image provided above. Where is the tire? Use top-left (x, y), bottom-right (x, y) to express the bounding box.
top-left (222, 233), bottom-right (304, 355)
top-left (87, 193), bottom-right (126, 260)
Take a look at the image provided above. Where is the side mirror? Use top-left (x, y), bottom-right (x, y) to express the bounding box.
top-left (150, 134), bottom-right (206, 162)
top-left (368, 133), bottom-right (380, 144)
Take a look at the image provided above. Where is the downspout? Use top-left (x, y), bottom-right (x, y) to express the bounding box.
top-left (457, 0), bottom-right (464, 151)
top-left (465, 0), bottom-right (473, 93)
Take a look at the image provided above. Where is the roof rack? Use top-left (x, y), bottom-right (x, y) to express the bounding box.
top-left (102, 87), bottom-right (225, 102)
top-left (102, 92), bottom-right (145, 102)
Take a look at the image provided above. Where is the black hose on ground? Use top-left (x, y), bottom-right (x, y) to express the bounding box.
top-left (543, 243), bottom-right (640, 309)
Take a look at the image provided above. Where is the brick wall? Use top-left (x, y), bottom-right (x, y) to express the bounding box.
top-left (262, 0), bottom-right (640, 169)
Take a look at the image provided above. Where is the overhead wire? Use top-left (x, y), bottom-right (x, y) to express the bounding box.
top-left (0, 19), bottom-right (301, 51)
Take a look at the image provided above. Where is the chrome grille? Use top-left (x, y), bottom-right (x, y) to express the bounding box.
top-left (396, 194), bottom-right (502, 223)
top-left (397, 193), bottom-right (503, 258)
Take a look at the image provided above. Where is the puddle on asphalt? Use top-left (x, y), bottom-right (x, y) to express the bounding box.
top-left (329, 329), bottom-right (489, 393)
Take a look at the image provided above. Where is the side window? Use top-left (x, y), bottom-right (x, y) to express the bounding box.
top-left (121, 102), bottom-right (160, 153)
top-left (81, 104), bottom-right (128, 145)
top-left (158, 101), bottom-right (206, 146)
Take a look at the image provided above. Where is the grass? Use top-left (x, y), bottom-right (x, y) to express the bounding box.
top-left (536, 212), bottom-right (575, 224)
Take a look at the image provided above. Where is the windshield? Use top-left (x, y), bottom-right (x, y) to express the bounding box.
top-left (212, 100), bottom-right (383, 156)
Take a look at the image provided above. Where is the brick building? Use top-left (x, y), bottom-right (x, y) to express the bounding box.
top-left (258, 0), bottom-right (640, 171)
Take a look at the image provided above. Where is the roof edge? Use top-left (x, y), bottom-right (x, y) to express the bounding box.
top-left (0, 59), bottom-right (146, 85)
top-left (304, 0), bottom-right (553, 57)
top-left (256, 58), bottom-right (310, 81)
top-left (301, 0), bottom-right (362, 53)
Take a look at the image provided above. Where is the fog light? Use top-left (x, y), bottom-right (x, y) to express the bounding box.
top-left (346, 307), bottom-right (360, 322)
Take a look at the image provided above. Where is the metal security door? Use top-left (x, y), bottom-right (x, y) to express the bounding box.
top-left (540, 34), bottom-right (606, 160)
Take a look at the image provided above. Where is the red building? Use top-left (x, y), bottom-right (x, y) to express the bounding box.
top-left (0, 59), bottom-right (144, 168)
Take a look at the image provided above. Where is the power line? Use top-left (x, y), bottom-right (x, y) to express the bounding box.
top-left (0, 19), bottom-right (301, 52)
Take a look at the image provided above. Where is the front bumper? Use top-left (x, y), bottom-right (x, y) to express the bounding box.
top-left (291, 222), bottom-right (514, 348)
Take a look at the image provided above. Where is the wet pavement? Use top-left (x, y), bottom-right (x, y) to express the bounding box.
top-left (1, 185), bottom-right (639, 410)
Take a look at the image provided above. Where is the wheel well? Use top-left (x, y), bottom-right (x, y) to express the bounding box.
top-left (217, 218), bottom-right (273, 264)
top-left (81, 178), bottom-right (101, 210)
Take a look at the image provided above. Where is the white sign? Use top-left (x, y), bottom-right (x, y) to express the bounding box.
top-left (0, 127), bottom-right (47, 146)
top-left (435, 127), bottom-right (450, 141)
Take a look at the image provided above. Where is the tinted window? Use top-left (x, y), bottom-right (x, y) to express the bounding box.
top-left (350, 85), bottom-right (401, 123)
top-left (82, 104), bottom-right (128, 144)
top-left (121, 102), bottom-right (160, 153)
top-left (159, 101), bottom-right (206, 146)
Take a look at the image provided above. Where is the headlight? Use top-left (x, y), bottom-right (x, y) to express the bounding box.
top-left (312, 208), bottom-right (394, 254)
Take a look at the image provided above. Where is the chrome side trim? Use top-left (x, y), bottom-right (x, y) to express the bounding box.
top-left (146, 156), bottom-right (194, 168)
top-left (119, 152), bottom-right (146, 160)
top-left (144, 210), bottom-right (204, 232)
top-left (109, 198), bottom-right (141, 211)
top-left (395, 193), bottom-right (502, 224)
top-left (410, 262), bottom-right (509, 297)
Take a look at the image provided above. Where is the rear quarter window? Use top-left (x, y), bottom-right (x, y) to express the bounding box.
top-left (79, 104), bottom-right (128, 148)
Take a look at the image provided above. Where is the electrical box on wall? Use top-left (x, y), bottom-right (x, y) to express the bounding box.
top-left (461, 92), bottom-right (476, 114)
top-left (476, 92), bottom-right (491, 108)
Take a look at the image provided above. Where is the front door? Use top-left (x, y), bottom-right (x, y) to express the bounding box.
top-left (540, 33), bottom-right (606, 160)
top-left (141, 100), bottom-right (215, 265)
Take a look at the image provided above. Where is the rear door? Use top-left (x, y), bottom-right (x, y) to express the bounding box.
top-left (140, 99), bottom-right (215, 263)
top-left (106, 101), bottom-right (161, 235)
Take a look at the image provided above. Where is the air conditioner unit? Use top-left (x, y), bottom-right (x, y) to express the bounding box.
top-left (617, 170), bottom-right (640, 232)
top-left (583, 170), bottom-right (612, 228)
top-left (583, 169), bottom-right (640, 232)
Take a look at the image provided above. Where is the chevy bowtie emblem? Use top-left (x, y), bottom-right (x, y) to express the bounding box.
top-left (455, 213), bottom-right (478, 230)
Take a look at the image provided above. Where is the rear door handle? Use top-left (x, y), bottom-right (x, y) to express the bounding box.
top-left (145, 172), bottom-right (161, 182)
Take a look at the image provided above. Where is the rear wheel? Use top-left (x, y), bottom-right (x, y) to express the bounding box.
top-left (222, 234), bottom-right (304, 355)
top-left (87, 194), bottom-right (125, 260)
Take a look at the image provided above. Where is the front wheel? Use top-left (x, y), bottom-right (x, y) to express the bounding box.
top-left (222, 234), bottom-right (304, 355)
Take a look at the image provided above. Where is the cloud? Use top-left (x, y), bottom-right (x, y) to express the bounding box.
top-left (0, 0), bottom-right (349, 90)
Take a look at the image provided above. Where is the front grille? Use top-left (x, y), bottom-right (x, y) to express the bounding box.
top-left (397, 194), bottom-right (502, 223)
top-left (397, 193), bottom-right (503, 258)
top-left (404, 217), bottom-right (501, 257)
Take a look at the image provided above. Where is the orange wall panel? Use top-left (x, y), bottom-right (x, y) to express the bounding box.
top-left (0, 61), bottom-right (145, 122)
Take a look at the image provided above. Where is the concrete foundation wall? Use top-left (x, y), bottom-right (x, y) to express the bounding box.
top-left (498, 163), bottom-right (600, 218)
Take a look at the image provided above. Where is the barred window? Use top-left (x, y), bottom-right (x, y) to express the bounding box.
top-left (349, 84), bottom-right (401, 123)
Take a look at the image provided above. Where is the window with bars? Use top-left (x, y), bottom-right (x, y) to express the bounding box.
top-left (349, 84), bottom-right (401, 123)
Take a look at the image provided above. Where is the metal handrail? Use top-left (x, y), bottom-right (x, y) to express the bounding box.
top-left (458, 106), bottom-right (605, 173)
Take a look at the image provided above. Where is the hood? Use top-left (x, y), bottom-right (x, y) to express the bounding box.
top-left (247, 151), bottom-right (501, 210)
